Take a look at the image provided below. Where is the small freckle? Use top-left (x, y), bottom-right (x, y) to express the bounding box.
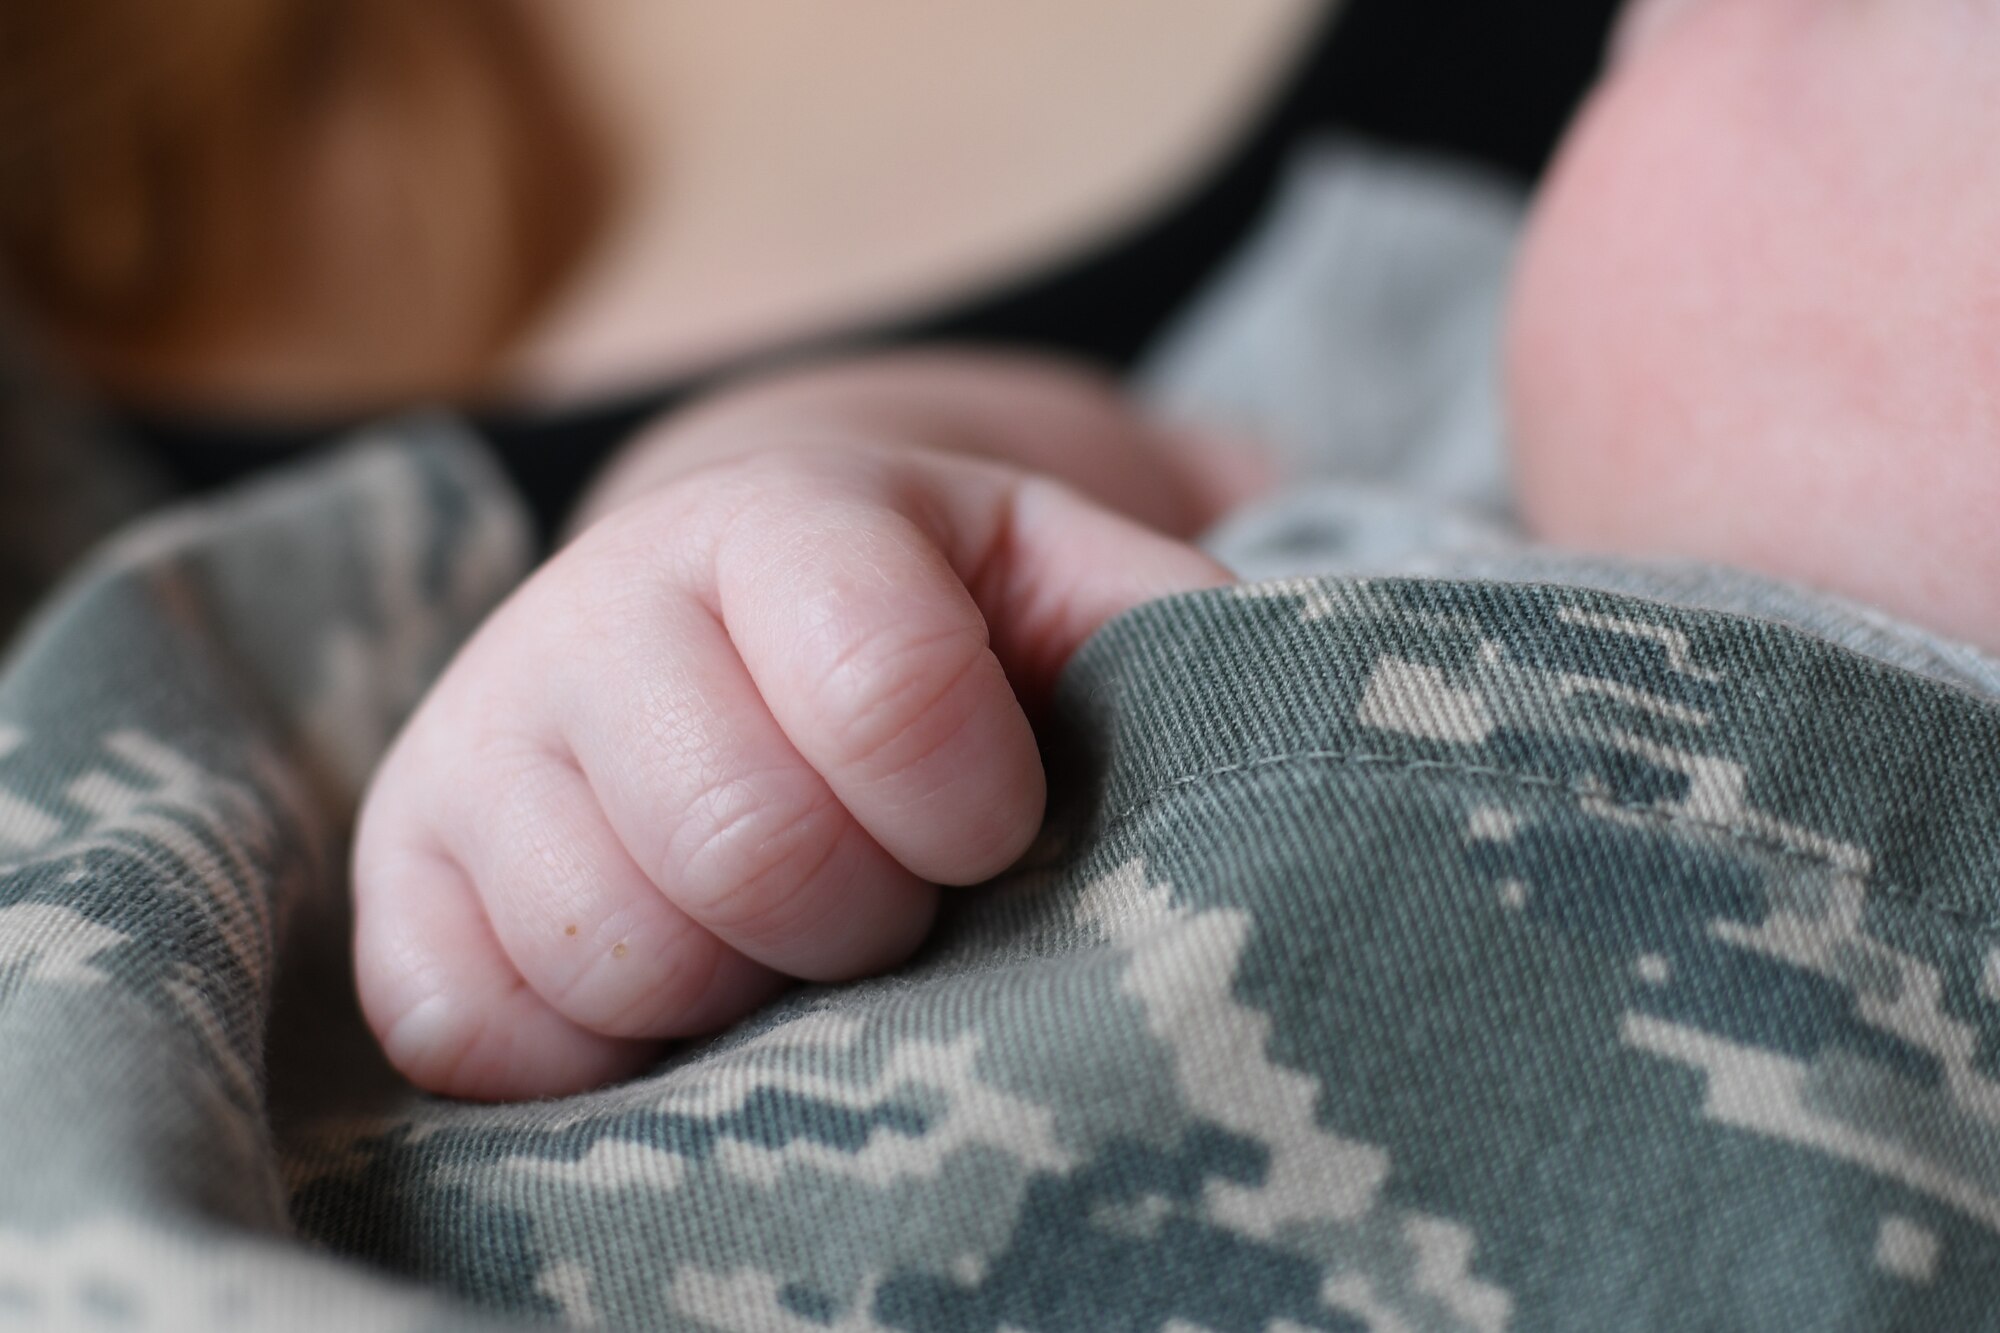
top-left (564, 924), bottom-right (578, 937)
top-left (612, 941), bottom-right (629, 960)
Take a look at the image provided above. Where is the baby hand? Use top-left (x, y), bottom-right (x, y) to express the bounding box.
top-left (353, 430), bottom-right (1230, 1099)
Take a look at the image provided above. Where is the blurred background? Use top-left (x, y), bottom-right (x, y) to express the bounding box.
top-left (1, 0), bottom-right (1626, 533)
top-left (1323, 0), bottom-right (1619, 180)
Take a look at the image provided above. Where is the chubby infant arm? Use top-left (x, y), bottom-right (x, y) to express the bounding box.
top-left (352, 350), bottom-right (1236, 1100)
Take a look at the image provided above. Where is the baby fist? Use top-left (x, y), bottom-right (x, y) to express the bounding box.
top-left (352, 439), bottom-right (1229, 1098)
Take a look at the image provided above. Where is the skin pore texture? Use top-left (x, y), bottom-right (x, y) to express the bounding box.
top-left (1506, 0), bottom-right (2000, 654)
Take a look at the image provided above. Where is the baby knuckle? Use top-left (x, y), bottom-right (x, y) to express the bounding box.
top-left (665, 772), bottom-right (853, 938)
top-left (539, 538), bottom-right (696, 650)
top-left (372, 989), bottom-right (499, 1096)
top-left (813, 624), bottom-right (992, 774)
top-left (551, 940), bottom-right (723, 1040)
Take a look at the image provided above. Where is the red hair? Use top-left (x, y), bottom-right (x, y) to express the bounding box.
top-left (0, 0), bottom-right (611, 406)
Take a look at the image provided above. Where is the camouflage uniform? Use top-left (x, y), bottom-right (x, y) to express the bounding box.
top-left (4, 146), bottom-right (1998, 1331)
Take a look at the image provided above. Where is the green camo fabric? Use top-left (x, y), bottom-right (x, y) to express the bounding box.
top-left (4, 424), bottom-right (2000, 1331)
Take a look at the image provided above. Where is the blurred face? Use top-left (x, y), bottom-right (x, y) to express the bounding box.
top-left (1506, 0), bottom-right (2000, 651)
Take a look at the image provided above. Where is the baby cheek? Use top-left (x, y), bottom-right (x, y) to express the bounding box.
top-left (1505, 4), bottom-right (1900, 548)
top-left (1503, 89), bottom-right (1748, 555)
top-left (1506, 0), bottom-right (2000, 651)
top-left (1506, 113), bottom-right (2000, 654)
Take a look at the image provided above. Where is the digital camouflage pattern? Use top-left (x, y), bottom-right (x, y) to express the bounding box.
top-left (4, 422), bottom-right (2000, 1330)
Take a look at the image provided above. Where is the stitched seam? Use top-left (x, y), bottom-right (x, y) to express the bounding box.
top-left (1096, 748), bottom-right (1993, 934)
